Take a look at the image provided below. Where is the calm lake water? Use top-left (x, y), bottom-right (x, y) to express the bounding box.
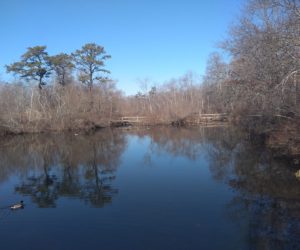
top-left (0, 127), bottom-right (300, 250)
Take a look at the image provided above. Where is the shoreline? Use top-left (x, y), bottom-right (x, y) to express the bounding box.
top-left (0, 118), bottom-right (299, 164)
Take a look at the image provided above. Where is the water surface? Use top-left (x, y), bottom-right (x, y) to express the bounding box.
top-left (0, 127), bottom-right (299, 250)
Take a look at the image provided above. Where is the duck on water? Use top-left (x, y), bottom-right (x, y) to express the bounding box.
top-left (10, 201), bottom-right (24, 210)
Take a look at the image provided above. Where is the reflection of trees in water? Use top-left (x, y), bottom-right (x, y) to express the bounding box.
top-left (227, 193), bottom-right (300, 249)
top-left (2, 126), bottom-right (300, 246)
top-left (130, 126), bottom-right (300, 248)
top-left (130, 126), bottom-right (227, 161)
top-left (205, 128), bottom-right (300, 249)
top-left (0, 129), bottom-right (126, 208)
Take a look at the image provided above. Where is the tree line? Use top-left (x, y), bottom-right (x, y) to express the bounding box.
top-left (121, 0), bottom-right (300, 128)
top-left (202, 0), bottom-right (300, 120)
top-left (0, 43), bottom-right (121, 134)
top-left (199, 0), bottom-right (300, 157)
top-left (6, 43), bottom-right (111, 89)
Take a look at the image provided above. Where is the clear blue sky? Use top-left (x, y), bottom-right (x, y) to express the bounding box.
top-left (0, 0), bottom-right (242, 95)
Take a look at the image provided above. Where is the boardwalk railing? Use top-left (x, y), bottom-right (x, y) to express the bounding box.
top-left (178, 113), bottom-right (228, 125)
top-left (110, 116), bottom-right (149, 126)
top-left (120, 116), bottom-right (148, 123)
top-left (192, 113), bottom-right (228, 117)
top-left (110, 114), bottom-right (228, 126)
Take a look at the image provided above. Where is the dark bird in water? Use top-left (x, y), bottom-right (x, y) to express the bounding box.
top-left (10, 201), bottom-right (24, 210)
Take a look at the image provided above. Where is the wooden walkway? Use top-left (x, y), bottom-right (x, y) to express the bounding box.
top-left (185, 113), bottom-right (228, 123)
top-left (110, 116), bottom-right (149, 126)
top-left (110, 114), bottom-right (228, 126)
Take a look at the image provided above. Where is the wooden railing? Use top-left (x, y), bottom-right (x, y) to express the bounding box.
top-left (120, 116), bottom-right (148, 122)
top-left (110, 114), bottom-right (229, 126)
top-left (110, 116), bottom-right (149, 125)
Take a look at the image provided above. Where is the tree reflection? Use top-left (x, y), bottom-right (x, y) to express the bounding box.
top-left (129, 126), bottom-right (218, 161)
top-left (205, 128), bottom-right (300, 249)
top-left (15, 162), bottom-right (58, 208)
top-left (1, 126), bottom-right (300, 247)
top-left (80, 141), bottom-right (118, 207)
top-left (129, 126), bottom-right (300, 248)
top-left (0, 129), bottom-right (126, 208)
